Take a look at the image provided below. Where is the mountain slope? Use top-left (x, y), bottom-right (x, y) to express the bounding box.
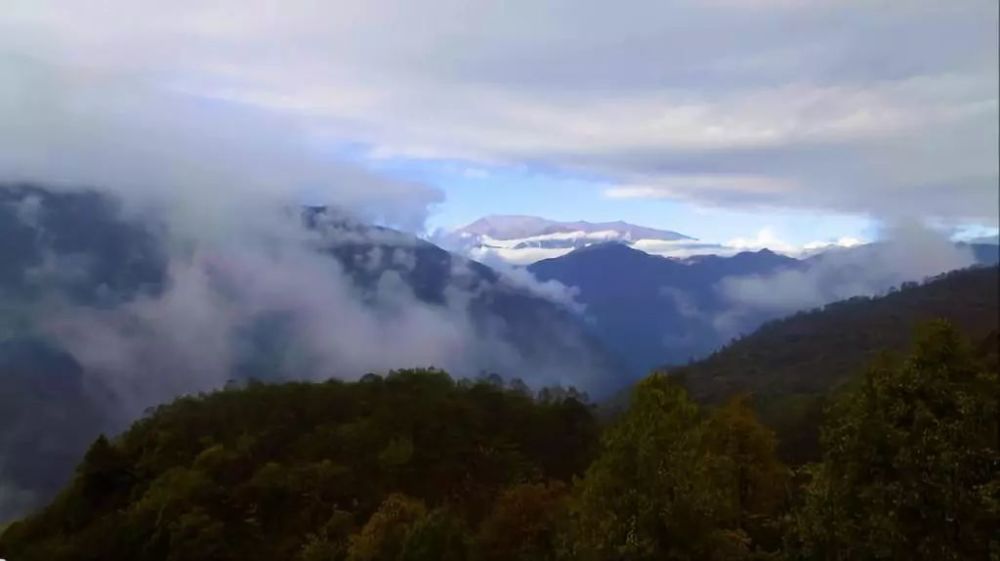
top-left (302, 207), bottom-right (622, 391)
top-left (528, 243), bottom-right (799, 377)
top-left (0, 185), bottom-right (621, 523)
top-left (674, 265), bottom-right (1000, 403)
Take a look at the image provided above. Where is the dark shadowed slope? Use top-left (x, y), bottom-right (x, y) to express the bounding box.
top-left (675, 265), bottom-right (999, 403)
top-left (529, 242), bottom-right (798, 376)
top-left (302, 207), bottom-right (623, 393)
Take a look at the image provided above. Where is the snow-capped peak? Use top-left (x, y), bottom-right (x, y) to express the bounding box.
top-left (434, 215), bottom-right (706, 265)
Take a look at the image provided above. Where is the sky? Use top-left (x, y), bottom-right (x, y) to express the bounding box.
top-left (1, 0), bottom-right (998, 249)
top-left (0, 1), bottom-right (997, 520)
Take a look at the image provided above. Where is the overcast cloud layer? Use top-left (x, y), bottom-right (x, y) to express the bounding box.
top-left (2, 0), bottom-right (997, 226)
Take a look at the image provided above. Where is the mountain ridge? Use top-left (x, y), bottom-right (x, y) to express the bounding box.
top-left (529, 242), bottom-right (800, 377)
top-left (674, 264), bottom-right (1000, 403)
top-left (0, 185), bottom-right (622, 522)
top-left (435, 214), bottom-right (709, 264)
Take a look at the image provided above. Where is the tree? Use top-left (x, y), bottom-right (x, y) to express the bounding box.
top-left (792, 321), bottom-right (1000, 560)
top-left (398, 508), bottom-right (470, 561)
top-left (702, 396), bottom-right (789, 553)
top-left (166, 507), bottom-right (229, 561)
top-left (347, 494), bottom-right (427, 561)
top-left (569, 374), bottom-right (743, 561)
top-left (476, 481), bottom-right (568, 561)
top-left (76, 435), bottom-right (133, 508)
top-left (296, 510), bottom-right (355, 561)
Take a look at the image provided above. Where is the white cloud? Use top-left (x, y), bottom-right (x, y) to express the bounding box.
top-left (725, 227), bottom-right (798, 254)
top-left (605, 174), bottom-right (797, 200)
top-left (723, 228), bottom-right (867, 256)
top-left (803, 237), bottom-right (864, 252)
top-left (2, 0), bottom-right (995, 224)
top-left (714, 219), bottom-right (976, 333)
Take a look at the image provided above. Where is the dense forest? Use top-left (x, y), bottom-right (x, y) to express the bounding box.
top-left (676, 266), bottom-right (999, 402)
top-left (2, 320), bottom-right (996, 560)
top-left (672, 265), bottom-right (999, 463)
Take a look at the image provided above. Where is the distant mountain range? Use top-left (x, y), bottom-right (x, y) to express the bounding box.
top-left (528, 238), bottom-right (999, 379)
top-left (0, 185), bottom-right (621, 521)
top-left (435, 214), bottom-right (717, 265)
top-left (438, 214), bottom-right (1000, 267)
top-left (529, 243), bottom-right (799, 376)
top-left (2, 192), bottom-right (997, 521)
top-left (301, 207), bottom-right (621, 391)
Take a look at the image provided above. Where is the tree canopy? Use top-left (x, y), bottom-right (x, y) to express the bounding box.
top-left (2, 321), bottom-right (997, 560)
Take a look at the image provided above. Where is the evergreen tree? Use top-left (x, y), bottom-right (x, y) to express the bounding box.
top-left (792, 321), bottom-right (1000, 560)
top-left (570, 374), bottom-right (743, 560)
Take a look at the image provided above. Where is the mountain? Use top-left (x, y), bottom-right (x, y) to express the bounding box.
top-left (436, 214), bottom-right (706, 264)
top-left (528, 242), bottom-right (799, 377)
top-left (960, 241), bottom-right (1000, 265)
top-left (0, 185), bottom-right (620, 522)
top-left (670, 265), bottom-right (999, 463)
top-left (300, 207), bottom-right (622, 391)
top-left (528, 234), bottom-right (998, 381)
top-left (963, 234), bottom-right (1000, 246)
top-left (675, 265), bottom-right (999, 403)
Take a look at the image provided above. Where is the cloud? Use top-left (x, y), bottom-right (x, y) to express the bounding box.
top-left (802, 237), bottom-right (864, 252)
top-left (473, 252), bottom-right (585, 314)
top-left (604, 175), bottom-right (797, 200)
top-left (725, 227), bottom-right (800, 254)
top-left (0, 186), bottom-right (622, 522)
top-left (713, 220), bottom-right (977, 332)
top-left (719, 227), bottom-right (863, 256)
top-left (0, 53), bottom-right (442, 234)
top-left (4, 0), bottom-right (994, 224)
top-left (28, 205), bottom-right (607, 422)
top-left (0, 481), bottom-right (36, 523)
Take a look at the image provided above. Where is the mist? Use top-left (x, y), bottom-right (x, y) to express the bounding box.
top-left (0, 57), bottom-right (616, 520)
top-left (713, 220), bottom-right (978, 335)
top-left (0, 50), bottom-right (611, 392)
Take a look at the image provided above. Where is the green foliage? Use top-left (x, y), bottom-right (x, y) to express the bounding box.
top-left (348, 494), bottom-right (428, 561)
top-left (2, 319), bottom-right (997, 560)
top-left (676, 266), bottom-right (999, 464)
top-left (570, 375), bottom-right (779, 560)
top-left (681, 266), bottom-right (999, 401)
top-left (0, 369), bottom-right (598, 561)
top-left (790, 321), bottom-right (1000, 560)
top-left (702, 396), bottom-right (789, 552)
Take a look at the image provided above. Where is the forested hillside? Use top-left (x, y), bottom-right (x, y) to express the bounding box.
top-left (3, 321), bottom-right (997, 560)
top-left (676, 265), bottom-right (999, 402)
top-left (0, 371), bottom-right (599, 560)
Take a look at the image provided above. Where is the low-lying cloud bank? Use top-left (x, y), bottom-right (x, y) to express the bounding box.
top-left (0, 52), bottom-right (614, 520)
top-left (0, 185), bottom-right (616, 521)
top-left (12, 188), bottom-right (610, 408)
top-left (7, 1), bottom-right (996, 224)
top-left (714, 220), bottom-right (979, 334)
